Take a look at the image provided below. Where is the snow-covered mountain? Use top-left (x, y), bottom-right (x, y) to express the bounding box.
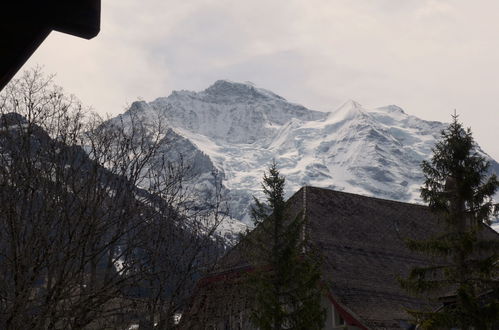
top-left (114, 80), bottom-right (499, 229)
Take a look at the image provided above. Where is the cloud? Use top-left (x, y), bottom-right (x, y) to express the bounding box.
top-left (19, 0), bottom-right (499, 159)
top-left (415, 0), bottom-right (455, 19)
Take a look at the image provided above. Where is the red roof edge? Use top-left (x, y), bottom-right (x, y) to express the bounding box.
top-left (196, 267), bottom-right (370, 330)
top-left (325, 291), bottom-right (369, 330)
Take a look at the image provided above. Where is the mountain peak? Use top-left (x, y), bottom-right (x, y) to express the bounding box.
top-left (203, 80), bottom-right (285, 101)
top-left (327, 99), bottom-right (365, 122)
top-left (344, 99), bottom-right (362, 109)
top-left (129, 100), bottom-right (149, 111)
top-left (376, 104), bottom-right (406, 114)
top-left (205, 79), bottom-right (249, 93)
top-left (112, 82), bottom-right (498, 229)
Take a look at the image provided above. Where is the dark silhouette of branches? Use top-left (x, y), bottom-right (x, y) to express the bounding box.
top-left (0, 68), bottom-right (225, 329)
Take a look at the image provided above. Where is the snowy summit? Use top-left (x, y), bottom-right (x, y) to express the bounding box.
top-left (113, 80), bottom-right (499, 227)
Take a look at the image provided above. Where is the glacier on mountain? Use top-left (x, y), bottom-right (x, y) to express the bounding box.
top-left (114, 80), bottom-right (499, 230)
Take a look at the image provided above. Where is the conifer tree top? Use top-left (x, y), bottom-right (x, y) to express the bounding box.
top-left (402, 114), bottom-right (499, 329)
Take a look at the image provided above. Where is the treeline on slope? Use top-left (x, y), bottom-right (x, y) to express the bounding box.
top-left (0, 68), bottom-right (227, 329)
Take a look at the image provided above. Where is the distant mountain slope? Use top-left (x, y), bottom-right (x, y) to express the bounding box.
top-left (114, 80), bottom-right (499, 226)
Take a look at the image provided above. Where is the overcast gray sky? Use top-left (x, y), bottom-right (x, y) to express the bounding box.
top-left (22, 0), bottom-right (498, 159)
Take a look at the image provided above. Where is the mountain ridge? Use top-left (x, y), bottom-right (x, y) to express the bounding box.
top-left (115, 80), bottom-right (499, 228)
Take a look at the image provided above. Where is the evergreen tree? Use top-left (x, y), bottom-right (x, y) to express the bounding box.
top-left (400, 114), bottom-right (499, 329)
top-left (244, 163), bottom-right (325, 330)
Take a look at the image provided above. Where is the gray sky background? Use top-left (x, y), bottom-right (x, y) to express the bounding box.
top-left (22, 0), bottom-right (499, 159)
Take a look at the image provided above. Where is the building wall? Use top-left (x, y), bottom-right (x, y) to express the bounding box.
top-left (182, 292), bottom-right (365, 330)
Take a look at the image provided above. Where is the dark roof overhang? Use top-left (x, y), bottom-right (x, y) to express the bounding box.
top-left (0, 0), bottom-right (101, 91)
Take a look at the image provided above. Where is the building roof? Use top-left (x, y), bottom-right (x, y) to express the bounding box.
top-left (182, 186), bottom-right (499, 329)
top-left (303, 187), bottom-right (438, 329)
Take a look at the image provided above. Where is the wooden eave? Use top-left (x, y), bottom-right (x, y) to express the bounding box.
top-left (0, 0), bottom-right (101, 91)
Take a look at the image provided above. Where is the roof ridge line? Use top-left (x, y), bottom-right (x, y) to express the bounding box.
top-left (298, 185), bottom-right (428, 209)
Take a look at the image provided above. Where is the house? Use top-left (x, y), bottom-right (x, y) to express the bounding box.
top-left (179, 186), bottom-right (499, 330)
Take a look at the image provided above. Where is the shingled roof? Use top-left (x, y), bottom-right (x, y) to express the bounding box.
top-left (181, 186), bottom-right (499, 329)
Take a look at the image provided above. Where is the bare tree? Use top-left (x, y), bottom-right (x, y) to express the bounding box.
top-left (0, 68), bottom-right (225, 329)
